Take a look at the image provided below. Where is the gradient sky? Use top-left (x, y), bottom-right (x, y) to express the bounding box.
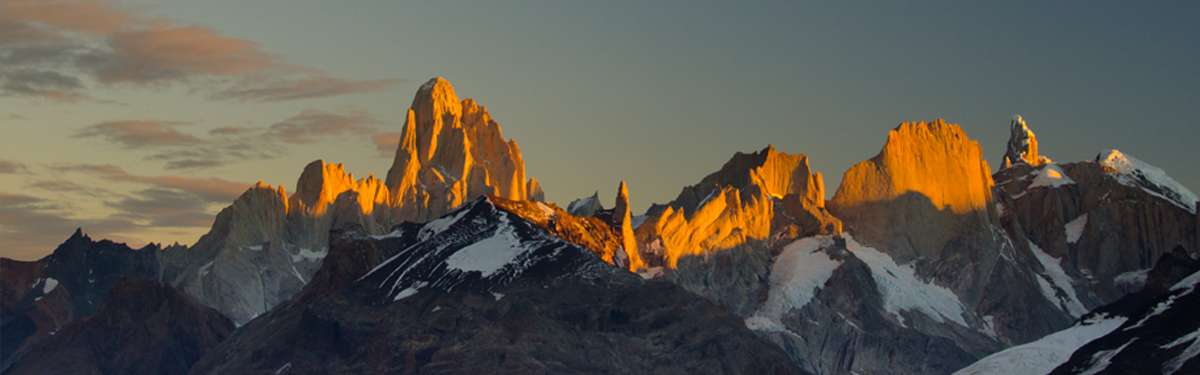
top-left (2, 0), bottom-right (1198, 260)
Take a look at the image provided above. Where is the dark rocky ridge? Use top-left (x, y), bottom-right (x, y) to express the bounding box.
top-left (0, 229), bottom-right (161, 372)
top-left (5, 276), bottom-right (235, 375)
top-left (191, 197), bottom-right (803, 374)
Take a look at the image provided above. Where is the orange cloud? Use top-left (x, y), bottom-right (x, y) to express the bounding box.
top-left (0, 0), bottom-right (399, 100)
top-left (265, 108), bottom-right (381, 144)
top-left (373, 132), bottom-right (401, 158)
top-left (51, 163), bottom-right (249, 203)
top-left (74, 120), bottom-right (200, 148)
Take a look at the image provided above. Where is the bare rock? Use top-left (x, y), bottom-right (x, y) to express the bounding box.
top-left (1001, 115), bottom-right (1050, 169)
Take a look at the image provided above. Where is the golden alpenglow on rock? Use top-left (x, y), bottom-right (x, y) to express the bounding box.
top-left (1001, 115), bottom-right (1050, 169)
top-left (637, 145), bottom-right (840, 268)
top-left (829, 119), bottom-right (996, 262)
top-left (384, 77), bottom-right (537, 223)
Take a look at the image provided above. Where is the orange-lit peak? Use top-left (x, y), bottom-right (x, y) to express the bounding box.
top-left (833, 120), bottom-right (994, 215)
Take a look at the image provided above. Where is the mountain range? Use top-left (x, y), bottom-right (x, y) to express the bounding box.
top-left (2, 78), bottom-right (1196, 374)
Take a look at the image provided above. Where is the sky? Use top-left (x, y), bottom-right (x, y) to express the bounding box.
top-left (2, 0), bottom-right (1198, 260)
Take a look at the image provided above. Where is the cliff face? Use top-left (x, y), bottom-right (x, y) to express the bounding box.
top-left (638, 145), bottom-right (840, 269)
top-left (830, 120), bottom-right (996, 263)
top-left (384, 77), bottom-right (537, 223)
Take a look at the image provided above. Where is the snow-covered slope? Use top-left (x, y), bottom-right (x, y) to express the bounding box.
top-left (953, 313), bottom-right (1127, 375)
top-left (1097, 149), bottom-right (1198, 213)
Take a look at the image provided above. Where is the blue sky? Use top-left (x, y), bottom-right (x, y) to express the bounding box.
top-left (2, 0), bottom-right (1197, 259)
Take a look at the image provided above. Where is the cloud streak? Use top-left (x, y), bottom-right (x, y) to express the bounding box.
top-left (0, 192), bottom-right (140, 260)
top-left (266, 108), bottom-right (380, 144)
top-left (0, 159), bottom-right (29, 174)
top-left (50, 163), bottom-right (249, 203)
top-left (0, 0), bottom-right (400, 101)
top-left (74, 120), bottom-right (199, 148)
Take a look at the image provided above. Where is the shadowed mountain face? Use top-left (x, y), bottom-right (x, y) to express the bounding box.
top-left (190, 197), bottom-right (803, 375)
top-left (0, 229), bottom-right (161, 372)
top-left (5, 277), bottom-right (235, 375)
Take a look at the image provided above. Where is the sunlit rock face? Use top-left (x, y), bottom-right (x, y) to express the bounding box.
top-left (384, 77), bottom-right (538, 223)
top-left (830, 119), bottom-right (996, 263)
top-left (1001, 115), bottom-right (1050, 169)
top-left (638, 145), bottom-right (840, 269)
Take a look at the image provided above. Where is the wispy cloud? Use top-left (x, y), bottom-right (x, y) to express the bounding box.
top-left (0, 191), bottom-right (140, 260)
top-left (50, 163), bottom-right (249, 203)
top-left (106, 188), bottom-right (215, 227)
top-left (74, 120), bottom-right (199, 148)
top-left (71, 107), bottom-right (389, 169)
top-left (372, 132), bottom-right (401, 158)
top-left (0, 0), bottom-right (400, 101)
top-left (27, 178), bottom-right (113, 197)
top-left (0, 159), bottom-right (29, 174)
top-left (266, 108), bottom-right (380, 144)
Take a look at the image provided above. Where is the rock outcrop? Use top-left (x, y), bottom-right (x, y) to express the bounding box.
top-left (1001, 115), bottom-right (1050, 169)
top-left (638, 145), bottom-right (840, 268)
top-left (830, 119), bottom-right (996, 263)
top-left (191, 197), bottom-right (803, 375)
top-left (6, 277), bottom-right (235, 375)
top-left (384, 77), bottom-right (539, 223)
top-left (566, 191), bottom-right (603, 217)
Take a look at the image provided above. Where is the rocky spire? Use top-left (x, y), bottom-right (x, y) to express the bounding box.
top-left (612, 181), bottom-right (644, 270)
top-left (384, 77), bottom-right (535, 223)
top-left (1002, 115), bottom-right (1050, 169)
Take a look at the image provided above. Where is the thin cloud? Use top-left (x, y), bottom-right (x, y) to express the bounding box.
top-left (74, 120), bottom-right (200, 148)
top-left (265, 108), bottom-right (380, 144)
top-left (372, 132), bottom-right (401, 158)
top-left (164, 159), bottom-right (223, 170)
top-left (50, 163), bottom-right (249, 203)
top-left (213, 76), bottom-right (405, 102)
top-left (0, 0), bottom-right (399, 101)
top-left (105, 188), bottom-right (215, 228)
top-left (27, 179), bottom-right (113, 197)
top-left (0, 159), bottom-right (29, 174)
top-left (209, 125), bottom-right (249, 136)
top-left (0, 191), bottom-right (141, 260)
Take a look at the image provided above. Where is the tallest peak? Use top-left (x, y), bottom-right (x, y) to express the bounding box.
top-left (414, 77), bottom-right (459, 106)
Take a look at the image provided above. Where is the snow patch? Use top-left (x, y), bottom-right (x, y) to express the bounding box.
top-left (371, 229), bottom-right (405, 239)
top-left (1162, 326), bottom-right (1200, 374)
top-left (746, 236), bottom-right (842, 332)
top-left (243, 245), bottom-right (263, 251)
top-left (291, 247), bottom-right (327, 263)
top-left (492, 292), bottom-right (505, 301)
top-left (1098, 149), bottom-right (1198, 214)
top-left (1079, 338), bottom-right (1136, 375)
top-left (954, 313), bottom-right (1128, 375)
top-left (1113, 268), bottom-right (1149, 288)
top-left (1171, 269), bottom-right (1200, 292)
top-left (1065, 214), bottom-right (1088, 244)
top-left (42, 278), bottom-right (58, 294)
top-left (845, 235), bottom-right (969, 327)
top-left (1128, 286), bottom-right (1193, 330)
top-left (444, 215), bottom-right (530, 277)
top-left (419, 208), bottom-right (470, 241)
top-left (393, 281), bottom-right (427, 301)
top-left (1028, 164), bottom-right (1076, 189)
top-left (1029, 240), bottom-right (1088, 317)
top-left (198, 261), bottom-right (214, 278)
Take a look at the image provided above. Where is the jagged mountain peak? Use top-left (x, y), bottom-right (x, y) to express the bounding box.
top-left (833, 119), bottom-right (994, 216)
top-left (384, 77), bottom-right (534, 223)
top-left (1002, 114), bottom-right (1051, 170)
top-left (1096, 149), bottom-right (1198, 214)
